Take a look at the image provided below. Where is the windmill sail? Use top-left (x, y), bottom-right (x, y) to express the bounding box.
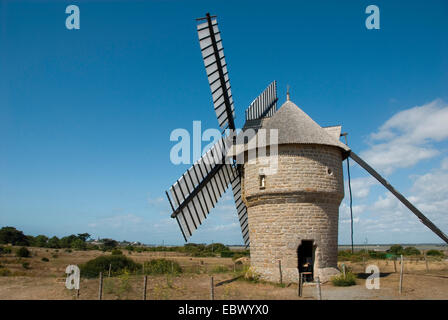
top-left (166, 138), bottom-right (238, 241)
top-left (231, 171), bottom-right (249, 246)
top-left (349, 151), bottom-right (448, 244)
top-left (245, 81), bottom-right (278, 121)
top-left (197, 14), bottom-right (236, 131)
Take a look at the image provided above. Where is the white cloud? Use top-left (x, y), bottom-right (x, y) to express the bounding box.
top-left (203, 222), bottom-right (240, 232)
top-left (345, 176), bottom-right (377, 198)
top-left (360, 99), bottom-right (448, 174)
top-left (340, 157), bottom-right (448, 243)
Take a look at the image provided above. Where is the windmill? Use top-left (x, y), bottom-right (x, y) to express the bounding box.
top-left (165, 13), bottom-right (448, 283)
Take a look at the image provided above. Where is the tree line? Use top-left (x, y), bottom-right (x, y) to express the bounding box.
top-left (0, 226), bottom-right (94, 250)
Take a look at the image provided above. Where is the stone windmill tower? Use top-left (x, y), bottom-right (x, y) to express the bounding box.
top-left (241, 95), bottom-right (350, 283)
top-left (165, 13), bottom-right (448, 284)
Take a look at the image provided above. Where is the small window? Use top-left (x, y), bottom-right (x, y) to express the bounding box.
top-left (326, 167), bottom-right (333, 176)
top-left (259, 174), bottom-right (266, 189)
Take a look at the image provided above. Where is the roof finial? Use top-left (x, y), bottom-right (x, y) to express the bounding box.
top-left (286, 84), bottom-right (290, 101)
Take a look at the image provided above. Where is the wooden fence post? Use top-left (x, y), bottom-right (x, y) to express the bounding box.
top-left (342, 264), bottom-right (346, 278)
top-left (210, 276), bottom-right (214, 300)
top-left (98, 272), bottom-right (103, 300)
top-left (424, 252), bottom-right (429, 272)
top-left (298, 273), bottom-right (303, 297)
top-left (393, 258), bottom-right (397, 273)
top-left (316, 276), bottom-right (322, 300)
top-left (278, 260), bottom-right (283, 284)
top-left (399, 255), bottom-right (404, 294)
top-left (108, 264), bottom-right (111, 277)
top-left (143, 275), bottom-right (148, 300)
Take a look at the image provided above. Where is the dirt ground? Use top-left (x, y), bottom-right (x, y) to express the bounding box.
top-left (0, 247), bottom-right (447, 300)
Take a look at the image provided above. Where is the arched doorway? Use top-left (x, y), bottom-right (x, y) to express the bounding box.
top-left (298, 240), bottom-right (315, 282)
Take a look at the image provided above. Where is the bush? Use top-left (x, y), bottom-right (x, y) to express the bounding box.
top-left (403, 246), bottom-right (421, 256)
top-left (243, 266), bottom-right (260, 283)
top-left (387, 244), bottom-right (404, 255)
top-left (101, 238), bottom-right (119, 251)
top-left (426, 250), bottom-right (444, 257)
top-left (368, 250), bottom-right (388, 259)
top-left (0, 246), bottom-right (12, 255)
top-left (80, 255), bottom-right (141, 278)
top-left (65, 249), bottom-right (72, 253)
top-left (22, 262), bottom-right (30, 269)
top-left (16, 247), bottom-right (31, 258)
top-left (143, 259), bottom-right (182, 275)
top-left (111, 249), bottom-right (123, 255)
top-left (220, 251), bottom-right (234, 258)
top-left (41, 257), bottom-right (49, 262)
top-left (331, 272), bottom-right (357, 287)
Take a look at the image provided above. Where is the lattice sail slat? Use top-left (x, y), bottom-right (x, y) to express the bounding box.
top-left (197, 16), bottom-right (236, 130)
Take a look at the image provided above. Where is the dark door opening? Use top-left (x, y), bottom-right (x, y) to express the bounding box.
top-left (298, 240), bottom-right (314, 282)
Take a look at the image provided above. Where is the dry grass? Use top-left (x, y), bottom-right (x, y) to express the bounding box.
top-left (0, 247), bottom-right (447, 300)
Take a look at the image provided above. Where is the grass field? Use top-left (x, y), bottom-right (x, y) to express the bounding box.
top-left (0, 246), bottom-right (447, 300)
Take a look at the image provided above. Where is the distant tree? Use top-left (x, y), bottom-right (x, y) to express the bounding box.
top-left (102, 238), bottom-right (118, 251)
top-left (47, 236), bottom-right (61, 248)
top-left (403, 246), bottom-right (421, 256)
top-left (387, 244), bottom-right (403, 255)
top-left (0, 227), bottom-right (29, 246)
top-left (71, 238), bottom-right (87, 250)
top-left (77, 233), bottom-right (91, 242)
top-left (60, 235), bottom-right (78, 248)
top-left (426, 249), bottom-right (444, 257)
top-left (33, 235), bottom-right (49, 247)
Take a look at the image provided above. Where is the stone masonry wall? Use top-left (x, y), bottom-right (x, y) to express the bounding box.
top-left (243, 144), bottom-right (344, 283)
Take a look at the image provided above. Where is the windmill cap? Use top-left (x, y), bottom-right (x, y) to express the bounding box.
top-left (232, 100), bottom-right (350, 158)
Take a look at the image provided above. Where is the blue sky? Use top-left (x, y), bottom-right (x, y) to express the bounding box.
top-left (1, 0), bottom-right (447, 245)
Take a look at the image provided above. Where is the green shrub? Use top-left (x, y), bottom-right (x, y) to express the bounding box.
top-left (80, 255), bottom-right (141, 278)
top-left (143, 259), bottom-right (182, 275)
top-left (22, 262), bottom-right (30, 269)
top-left (426, 250), bottom-right (444, 257)
top-left (124, 245), bottom-right (134, 252)
top-left (52, 254), bottom-right (58, 258)
top-left (403, 246), bottom-right (421, 256)
top-left (41, 257), bottom-right (49, 262)
top-left (220, 251), bottom-right (234, 258)
top-left (331, 272), bottom-right (357, 287)
top-left (387, 244), bottom-right (404, 255)
top-left (65, 249), bottom-right (72, 253)
top-left (16, 247), bottom-right (31, 258)
top-left (111, 249), bottom-right (123, 255)
top-left (0, 246), bottom-right (12, 255)
top-left (367, 250), bottom-right (387, 259)
top-left (101, 238), bottom-right (119, 251)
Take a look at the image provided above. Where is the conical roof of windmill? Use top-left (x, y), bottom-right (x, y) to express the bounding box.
top-left (232, 99), bottom-right (350, 158)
